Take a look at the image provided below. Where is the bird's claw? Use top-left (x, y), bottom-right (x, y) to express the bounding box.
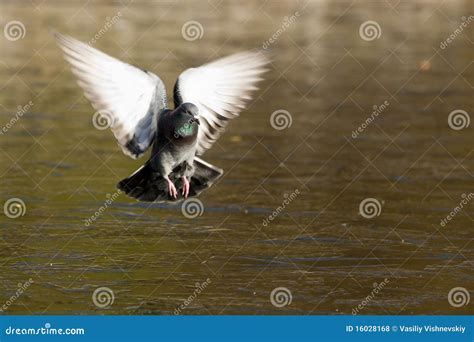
top-left (181, 177), bottom-right (190, 198)
top-left (166, 178), bottom-right (178, 199)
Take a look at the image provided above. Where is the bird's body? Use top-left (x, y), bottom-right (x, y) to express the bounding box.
top-left (55, 32), bottom-right (269, 202)
top-left (151, 104), bottom-right (199, 198)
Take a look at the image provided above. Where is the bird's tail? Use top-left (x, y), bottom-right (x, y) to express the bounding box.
top-left (117, 157), bottom-right (223, 202)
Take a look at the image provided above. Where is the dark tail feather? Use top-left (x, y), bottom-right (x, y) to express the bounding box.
top-left (117, 162), bottom-right (165, 202)
top-left (117, 157), bottom-right (223, 203)
top-left (189, 157), bottom-right (223, 197)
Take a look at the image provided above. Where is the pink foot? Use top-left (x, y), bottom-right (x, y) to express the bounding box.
top-left (165, 177), bottom-right (178, 199)
top-left (181, 177), bottom-right (190, 198)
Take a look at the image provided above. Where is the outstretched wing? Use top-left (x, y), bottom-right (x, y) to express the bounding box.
top-left (54, 32), bottom-right (167, 159)
top-left (173, 51), bottom-right (269, 155)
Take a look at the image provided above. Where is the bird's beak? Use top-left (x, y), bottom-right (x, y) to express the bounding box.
top-left (191, 117), bottom-right (200, 125)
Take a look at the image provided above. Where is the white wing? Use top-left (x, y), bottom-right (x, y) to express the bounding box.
top-left (54, 32), bottom-right (167, 159)
top-left (173, 51), bottom-right (269, 155)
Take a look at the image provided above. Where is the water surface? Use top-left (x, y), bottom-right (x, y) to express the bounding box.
top-left (0, 0), bottom-right (473, 314)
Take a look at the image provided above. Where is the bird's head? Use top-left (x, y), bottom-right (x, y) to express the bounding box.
top-left (172, 103), bottom-right (200, 139)
top-left (179, 102), bottom-right (200, 118)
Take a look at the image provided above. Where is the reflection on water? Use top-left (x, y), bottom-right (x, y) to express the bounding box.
top-left (0, 0), bottom-right (473, 314)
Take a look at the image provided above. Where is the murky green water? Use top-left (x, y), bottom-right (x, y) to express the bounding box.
top-left (0, 0), bottom-right (473, 315)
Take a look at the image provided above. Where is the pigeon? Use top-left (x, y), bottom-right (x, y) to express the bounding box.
top-left (54, 32), bottom-right (270, 202)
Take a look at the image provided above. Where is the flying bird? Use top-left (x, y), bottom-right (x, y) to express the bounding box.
top-left (54, 32), bottom-right (269, 202)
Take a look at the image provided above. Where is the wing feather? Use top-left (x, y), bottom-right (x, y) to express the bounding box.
top-left (173, 51), bottom-right (270, 155)
top-left (55, 32), bottom-right (167, 159)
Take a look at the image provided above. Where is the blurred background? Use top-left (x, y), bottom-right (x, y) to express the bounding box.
top-left (0, 0), bottom-right (472, 314)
